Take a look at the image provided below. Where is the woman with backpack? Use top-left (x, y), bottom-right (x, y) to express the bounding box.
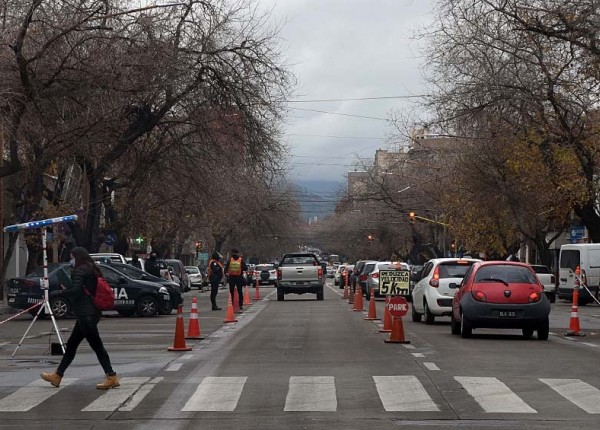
top-left (41, 246), bottom-right (119, 390)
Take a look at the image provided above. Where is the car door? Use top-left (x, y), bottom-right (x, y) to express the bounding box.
top-left (412, 262), bottom-right (433, 313)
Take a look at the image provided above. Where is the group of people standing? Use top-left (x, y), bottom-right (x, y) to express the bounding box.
top-left (207, 249), bottom-right (248, 311)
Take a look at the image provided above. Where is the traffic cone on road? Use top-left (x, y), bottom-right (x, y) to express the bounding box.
top-left (364, 288), bottom-right (379, 320)
top-left (243, 286), bottom-right (252, 306)
top-left (233, 288), bottom-right (241, 313)
top-left (253, 278), bottom-right (261, 300)
top-left (186, 298), bottom-right (204, 340)
top-left (565, 286), bottom-right (584, 337)
top-left (379, 296), bottom-right (392, 333)
top-left (168, 305), bottom-right (193, 351)
top-left (353, 286), bottom-right (364, 312)
top-left (223, 294), bottom-right (238, 324)
top-left (384, 317), bottom-right (410, 344)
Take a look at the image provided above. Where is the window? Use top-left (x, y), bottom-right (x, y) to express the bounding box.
top-left (475, 265), bottom-right (537, 284)
top-left (560, 250), bottom-right (580, 271)
top-left (438, 262), bottom-right (476, 278)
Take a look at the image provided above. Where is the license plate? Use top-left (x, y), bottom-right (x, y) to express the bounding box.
top-left (499, 311), bottom-right (516, 318)
top-left (292, 281), bottom-right (306, 286)
top-left (163, 295), bottom-right (170, 300)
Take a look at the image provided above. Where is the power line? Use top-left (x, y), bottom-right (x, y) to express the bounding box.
top-left (287, 95), bottom-right (428, 103)
top-left (288, 107), bottom-right (389, 121)
top-left (287, 133), bottom-right (386, 140)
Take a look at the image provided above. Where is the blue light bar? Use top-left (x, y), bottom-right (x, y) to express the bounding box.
top-left (3, 215), bottom-right (78, 233)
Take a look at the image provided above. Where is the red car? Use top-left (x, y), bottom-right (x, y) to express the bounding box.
top-left (451, 261), bottom-right (551, 340)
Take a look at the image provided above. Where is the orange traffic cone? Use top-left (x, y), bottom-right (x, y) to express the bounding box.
top-left (348, 284), bottom-right (355, 305)
top-left (385, 317), bottom-right (410, 344)
top-left (243, 286), bottom-right (252, 306)
top-left (168, 304), bottom-right (193, 351)
top-left (565, 286), bottom-right (584, 337)
top-left (253, 278), bottom-right (261, 300)
top-left (186, 297), bottom-right (204, 340)
top-left (353, 286), bottom-right (364, 312)
top-left (223, 294), bottom-right (238, 323)
top-left (364, 288), bottom-right (379, 320)
top-left (379, 296), bottom-right (392, 333)
top-left (233, 288), bottom-right (241, 313)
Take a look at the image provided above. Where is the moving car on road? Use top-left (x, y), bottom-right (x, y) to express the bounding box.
top-left (276, 253), bottom-right (324, 301)
top-left (451, 261), bottom-right (551, 340)
top-left (185, 266), bottom-right (205, 290)
top-left (254, 263), bottom-right (277, 285)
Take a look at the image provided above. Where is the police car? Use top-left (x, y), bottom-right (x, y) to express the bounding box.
top-left (7, 263), bottom-right (171, 318)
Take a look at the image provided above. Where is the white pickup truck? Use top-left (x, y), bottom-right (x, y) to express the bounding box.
top-left (276, 253), bottom-right (325, 301)
top-left (531, 264), bottom-right (556, 303)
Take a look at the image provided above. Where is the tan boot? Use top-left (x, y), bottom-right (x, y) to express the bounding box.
top-left (96, 374), bottom-right (120, 390)
top-left (40, 372), bottom-right (62, 388)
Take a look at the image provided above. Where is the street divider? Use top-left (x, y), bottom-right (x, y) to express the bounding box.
top-left (168, 304), bottom-right (193, 351)
top-left (186, 297), bottom-right (204, 340)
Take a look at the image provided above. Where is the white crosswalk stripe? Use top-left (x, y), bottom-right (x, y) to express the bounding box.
top-left (455, 376), bottom-right (536, 413)
top-left (284, 376), bottom-right (337, 412)
top-left (0, 378), bottom-right (76, 412)
top-left (82, 377), bottom-right (163, 412)
top-left (182, 376), bottom-right (247, 411)
top-left (540, 378), bottom-right (600, 414)
top-left (374, 375), bottom-right (438, 411)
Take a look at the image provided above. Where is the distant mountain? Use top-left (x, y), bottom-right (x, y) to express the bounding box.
top-left (293, 179), bottom-right (344, 221)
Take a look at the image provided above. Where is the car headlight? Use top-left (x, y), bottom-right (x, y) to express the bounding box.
top-left (159, 286), bottom-right (168, 294)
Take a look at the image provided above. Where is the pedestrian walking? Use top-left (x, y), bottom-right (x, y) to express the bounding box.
top-left (225, 249), bottom-right (248, 311)
top-left (40, 246), bottom-right (119, 390)
top-left (207, 252), bottom-right (224, 310)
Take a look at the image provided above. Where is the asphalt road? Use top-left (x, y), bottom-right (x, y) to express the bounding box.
top-left (1, 280), bottom-right (600, 430)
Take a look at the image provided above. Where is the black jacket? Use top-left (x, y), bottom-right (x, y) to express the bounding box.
top-left (62, 264), bottom-right (100, 317)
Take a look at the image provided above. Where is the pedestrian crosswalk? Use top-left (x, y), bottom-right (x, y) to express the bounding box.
top-left (1, 374), bottom-right (600, 414)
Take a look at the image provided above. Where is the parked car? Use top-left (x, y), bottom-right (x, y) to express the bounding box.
top-left (356, 261), bottom-right (378, 295)
top-left (451, 261), bottom-right (551, 340)
top-left (165, 259), bottom-right (191, 292)
top-left (408, 264), bottom-right (424, 302)
top-left (254, 263), bottom-right (277, 285)
top-left (185, 266), bottom-right (205, 290)
top-left (6, 263), bottom-right (171, 318)
top-left (335, 264), bottom-right (354, 288)
top-left (558, 243), bottom-right (600, 305)
top-left (530, 264), bottom-right (556, 303)
top-left (107, 262), bottom-right (183, 314)
top-left (90, 253), bottom-right (127, 264)
top-left (411, 258), bottom-right (481, 324)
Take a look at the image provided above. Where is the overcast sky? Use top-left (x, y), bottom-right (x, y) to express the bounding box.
top-left (260, 0), bottom-right (437, 185)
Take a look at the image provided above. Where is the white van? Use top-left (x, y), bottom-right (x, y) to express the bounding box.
top-left (558, 244), bottom-right (600, 305)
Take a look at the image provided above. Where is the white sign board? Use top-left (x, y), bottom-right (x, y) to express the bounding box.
top-left (379, 270), bottom-right (410, 296)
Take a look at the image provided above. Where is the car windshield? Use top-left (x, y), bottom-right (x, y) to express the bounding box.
top-left (438, 262), bottom-right (475, 278)
top-left (475, 265), bottom-right (538, 284)
top-left (186, 267), bottom-right (200, 274)
top-left (531, 265), bottom-right (550, 274)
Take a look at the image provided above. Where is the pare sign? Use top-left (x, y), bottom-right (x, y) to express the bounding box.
top-left (387, 296), bottom-right (409, 318)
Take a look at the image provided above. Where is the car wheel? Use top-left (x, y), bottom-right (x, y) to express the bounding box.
top-left (277, 289), bottom-right (284, 301)
top-left (411, 303), bottom-right (422, 322)
top-left (522, 327), bottom-right (534, 339)
top-left (158, 299), bottom-right (173, 315)
top-left (316, 288), bottom-right (324, 301)
top-left (450, 312), bottom-right (461, 335)
top-left (118, 309), bottom-right (135, 317)
top-left (424, 300), bottom-right (435, 325)
top-left (537, 318), bottom-right (549, 340)
top-left (136, 295), bottom-right (158, 317)
top-left (50, 296), bottom-right (71, 319)
top-left (460, 313), bottom-right (472, 338)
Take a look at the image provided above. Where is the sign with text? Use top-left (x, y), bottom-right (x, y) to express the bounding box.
top-left (387, 296), bottom-right (409, 318)
top-left (379, 270), bottom-right (410, 296)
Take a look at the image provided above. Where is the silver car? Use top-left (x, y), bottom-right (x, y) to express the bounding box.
top-left (364, 261), bottom-right (409, 299)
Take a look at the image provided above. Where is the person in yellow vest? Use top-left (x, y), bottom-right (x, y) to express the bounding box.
top-left (224, 249), bottom-right (248, 310)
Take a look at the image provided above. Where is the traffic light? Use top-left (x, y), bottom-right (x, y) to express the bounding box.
top-left (367, 234), bottom-right (373, 242)
top-left (409, 211), bottom-right (415, 224)
top-left (135, 236), bottom-right (144, 244)
top-left (195, 241), bottom-right (203, 252)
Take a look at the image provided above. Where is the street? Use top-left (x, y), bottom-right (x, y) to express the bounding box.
top-left (1, 280), bottom-right (600, 430)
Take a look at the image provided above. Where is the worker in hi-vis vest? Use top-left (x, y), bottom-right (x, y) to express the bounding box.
top-left (224, 249), bottom-right (248, 310)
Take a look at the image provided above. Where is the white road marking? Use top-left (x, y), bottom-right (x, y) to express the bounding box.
top-left (182, 377), bottom-right (247, 411)
top-left (284, 376), bottom-right (337, 412)
top-left (166, 363), bottom-right (183, 372)
top-left (455, 376), bottom-right (536, 413)
top-left (423, 362), bottom-right (440, 371)
top-left (82, 377), bottom-right (163, 412)
top-left (0, 378), bottom-right (76, 412)
top-left (412, 352), bottom-right (425, 358)
top-left (0, 342), bottom-right (9, 347)
top-left (540, 378), bottom-right (600, 414)
top-left (403, 344), bottom-right (416, 350)
top-left (181, 354), bottom-right (194, 360)
top-left (373, 375), bottom-right (438, 412)
top-left (581, 342), bottom-right (599, 348)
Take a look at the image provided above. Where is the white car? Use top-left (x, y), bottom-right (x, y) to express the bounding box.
top-left (334, 264), bottom-right (354, 287)
top-left (185, 266), bottom-right (204, 290)
top-left (411, 258), bottom-right (481, 324)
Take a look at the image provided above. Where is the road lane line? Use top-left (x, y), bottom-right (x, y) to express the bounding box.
top-left (582, 342), bottom-right (599, 348)
top-left (182, 377), bottom-right (247, 411)
top-left (412, 353), bottom-right (425, 358)
top-left (454, 376), bottom-right (536, 413)
top-left (166, 363), bottom-right (183, 372)
top-left (284, 376), bottom-right (337, 412)
top-left (403, 344), bottom-right (415, 349)
top-left (540, 378), bottom-right (600, 414)
top-left (423, 362), bottom-right (440, 371)
top-left (82, 377), bottom-right (162, 412)
top-left (0, 378), bottom-right (76, 412)
top-left (373, 376), bottom-right (438, 411)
